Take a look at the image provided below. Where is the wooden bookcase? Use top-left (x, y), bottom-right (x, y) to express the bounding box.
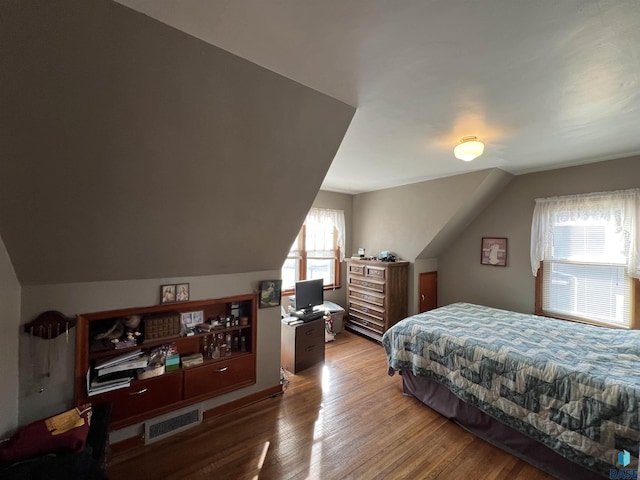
top-left (74, 293), bottom-right (257, 430)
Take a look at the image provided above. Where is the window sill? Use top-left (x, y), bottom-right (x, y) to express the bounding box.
top-left (534, 309), bottom-right (629, 330)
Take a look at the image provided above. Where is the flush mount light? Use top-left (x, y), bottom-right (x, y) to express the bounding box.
top-left (454, 136), bottom-right (485, 161)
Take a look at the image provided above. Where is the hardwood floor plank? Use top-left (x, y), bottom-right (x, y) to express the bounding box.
top-left (109, 330), bottom-right (557, 479)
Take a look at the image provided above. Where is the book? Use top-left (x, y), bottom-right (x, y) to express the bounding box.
top-left (97, 356), bottom-right (148, 376)
top-left (88, 380), bottom-right (131, 396)
top-left (95, 349), bottom-right (143, 370)
top-left (91, 372), bottom-right (134, 388)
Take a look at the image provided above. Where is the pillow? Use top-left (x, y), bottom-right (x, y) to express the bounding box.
top-left (0, 404), bottom-right (92, 465)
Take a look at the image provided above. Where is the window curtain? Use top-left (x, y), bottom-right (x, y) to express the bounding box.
top-left (530, 189), bottom-right (640, 278)
top-left (306, 208), bottom-right (346, 262)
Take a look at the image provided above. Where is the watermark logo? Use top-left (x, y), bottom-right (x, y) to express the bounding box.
top-left (609, 449), bottom-right (637, 479)
top-left (619, 450), bottom-right (631, 468)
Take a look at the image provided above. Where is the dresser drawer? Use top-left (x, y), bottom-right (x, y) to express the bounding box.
top-left (349, 288), bottom-right (384, 307)
top-left (183, 354), bottom-right (255, 400)
top-left (347, 313), bottom-right (385, 334)
top-left (365, 266), bottom-right (386, 280)
top-left (348, 263), bottom-right (365, 275)
top-left (94, 372), bottom-right (183, 424)
top-left (349, 299), bottom-right (385, 319)
top-left (349, 276), bottom-right (384, 293)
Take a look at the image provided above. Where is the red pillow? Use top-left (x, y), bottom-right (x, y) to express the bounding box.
top-left (0, 404), bottom-right (92, 464)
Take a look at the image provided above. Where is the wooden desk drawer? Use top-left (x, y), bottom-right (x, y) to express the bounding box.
top-left (294, 341), bottom-right (324, 373)
top-left (296, 321), bottom-right (324, 343)
top-left (281, 318), bottom-right (325, 374)
top-left (95, 372), bottom-right (183, 424)
top-left (183, 354), bottom-right (255, 400)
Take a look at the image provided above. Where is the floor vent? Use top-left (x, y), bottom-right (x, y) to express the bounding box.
top-left (144, 406), bottom-right (202, 444)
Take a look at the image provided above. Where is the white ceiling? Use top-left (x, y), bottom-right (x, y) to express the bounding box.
top-left (114, 0), bottom-right (640, 194)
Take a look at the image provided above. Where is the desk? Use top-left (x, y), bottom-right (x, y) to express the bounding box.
top-left (281, 317), bottom-right (325, 374)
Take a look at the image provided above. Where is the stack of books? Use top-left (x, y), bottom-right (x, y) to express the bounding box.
top-left (88, 349), bottom-right (148, 396)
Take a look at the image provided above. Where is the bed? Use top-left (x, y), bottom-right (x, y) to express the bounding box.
top-left (382, 303), bottom-right (640, 479)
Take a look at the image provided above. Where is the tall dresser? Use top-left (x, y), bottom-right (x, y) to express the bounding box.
top-left (345, 259), bottom-right (409, 342)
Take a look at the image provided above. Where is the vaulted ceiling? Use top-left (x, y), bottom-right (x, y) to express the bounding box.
top-left (3, 0), bottom-right (639, 286)
top-left (115, 0), bottom-right (640, 194)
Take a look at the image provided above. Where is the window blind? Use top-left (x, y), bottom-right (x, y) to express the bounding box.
top-left (540, 204), bottom-right (632, 327)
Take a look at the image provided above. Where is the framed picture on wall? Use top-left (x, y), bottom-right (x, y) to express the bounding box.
top-left (176, 283), bottom-right (190, 302)
top-left (160, 284), bottom-right (176, 304)
top-left (481, 237), bottom-right (508, 266)
top-left (259, 280), bottom-right (282, 308)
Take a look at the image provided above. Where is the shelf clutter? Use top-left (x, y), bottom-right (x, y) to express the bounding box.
top-left (74, 293), bottom-right (258, 429)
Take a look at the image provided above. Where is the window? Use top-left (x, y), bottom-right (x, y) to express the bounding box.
top-left (281, 208), bottom-right (345, 292)
top-left (531, 189), bottom-right (640, 328)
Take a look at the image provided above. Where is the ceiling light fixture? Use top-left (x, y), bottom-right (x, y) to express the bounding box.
top-left (454, 136), bottom-right (485, 161)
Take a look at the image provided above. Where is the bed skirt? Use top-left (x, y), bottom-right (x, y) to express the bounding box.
top-left (401, 371), bottom-right (604, 480)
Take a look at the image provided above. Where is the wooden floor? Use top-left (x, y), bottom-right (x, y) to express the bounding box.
top-left (109, 330), bottom-right (556, 480)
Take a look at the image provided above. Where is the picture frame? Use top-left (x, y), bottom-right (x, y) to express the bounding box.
top-left (180, 312), bottom-right (195, 335)
top-left (175, 283), bottom-right (190, 302)
top-left (191, 310), bottom-right (203, 325)
top-left (259, 280), bottom-right (282, 308)
top-left (481, 237), bottom-right (508, 267)
top-left (160, 284), bottom-right (176, 304)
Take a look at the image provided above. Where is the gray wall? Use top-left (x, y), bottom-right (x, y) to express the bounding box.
top-left (438, 155), bottom-right (640, 313)
top-left (0, 237), bottom-right (20, 437)
top-left (352, 168), bottom-right (513, 314)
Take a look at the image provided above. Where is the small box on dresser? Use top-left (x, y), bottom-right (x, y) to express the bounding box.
top-left (345, 258), bottom-right (409, 342)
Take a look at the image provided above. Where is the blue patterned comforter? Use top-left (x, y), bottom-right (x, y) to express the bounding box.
top-left (382, 303), bottom-right (640, 477)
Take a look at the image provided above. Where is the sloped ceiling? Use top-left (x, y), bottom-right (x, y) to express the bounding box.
top-left (417, 168), bottom-right (514, 259)
top-left (113, 0), bottom-right (640, 194)
top-left (352, 169), bottom-right (513, 262)
top-left (0, 0), bottom-right (355, 285)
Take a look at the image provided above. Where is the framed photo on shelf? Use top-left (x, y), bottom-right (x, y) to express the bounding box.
top-left (176, 283), bottom-right (190, 302)
top-left (180, 312), bottom-right (194, 335)
top-left (160, 284), bottom-right (175, 304)
top-left (259, 280), bottom-right (282, 308)
top-left (481, 237), bottom-right (508, 267)
top-left (191, 310), bottom-right (204, 325)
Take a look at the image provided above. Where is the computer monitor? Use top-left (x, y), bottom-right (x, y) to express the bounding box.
top-left (294, 278), bottom-right (324, 314)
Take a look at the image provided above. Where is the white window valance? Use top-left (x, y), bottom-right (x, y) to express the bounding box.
top-left (306, 208), bottom-right (346, 262)
top-left (530, 189), bottom-right (640, 278)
